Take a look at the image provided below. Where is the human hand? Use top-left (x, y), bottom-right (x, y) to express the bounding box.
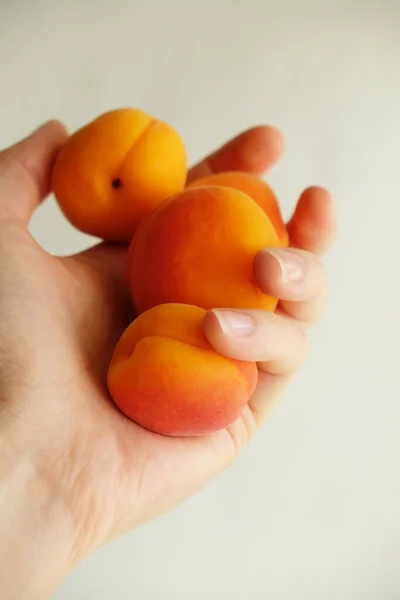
top-left (0, 121), bottom-right (336, 599)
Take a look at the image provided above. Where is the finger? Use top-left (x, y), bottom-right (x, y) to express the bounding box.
top-left (187, 125), bottom-right (285, 184)
top-left (242, 370), bottom-right (292, 428)
top-left (203, 308), bottom-right (309, 376)
top-left (254, 247), bottom-right (326, 322)
top-left (0, 120), bottom-right (67, 225)
top-left (204, 308), bottom-right (309, 430)
top-left (287, 186), bottom-right (337, 255)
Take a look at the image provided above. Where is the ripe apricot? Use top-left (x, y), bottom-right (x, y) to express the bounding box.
top-left (129, 185), bottom-right (288, 314)
top-left (51, 108), bottom-right (187, 241)
top-left (107, 304), bottom-right (257, 436)
top-left (188, 171), bottom-right (288, 245)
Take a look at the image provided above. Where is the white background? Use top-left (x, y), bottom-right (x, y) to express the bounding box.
top-left (1, 1), bottom-right (400, 598)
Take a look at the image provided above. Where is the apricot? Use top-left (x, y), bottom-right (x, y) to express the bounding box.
top-left (129, 185), bottom-right (288, 314)
top-left (107, 303), bottom-right (257, 436)
top-left (51, 108), bottom-right (187, 241)
top-left (188, 171), bottom-right (289, 245)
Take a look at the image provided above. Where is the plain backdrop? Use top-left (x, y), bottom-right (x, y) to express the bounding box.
top-left (1, 1), bottom-right (400, 598)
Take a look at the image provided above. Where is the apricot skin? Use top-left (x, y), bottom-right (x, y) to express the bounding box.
top-left (188, 171), bottom-right (289, 246)
top-left (107, 304), bottom-right (258, 436)
top-left (51, 108), bottom-right (187, 242)
top-left (128, 185), bottom-right (288, 315)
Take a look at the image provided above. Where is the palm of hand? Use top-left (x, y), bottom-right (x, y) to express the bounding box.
top-left (1, 223), bottom-right (239, 558)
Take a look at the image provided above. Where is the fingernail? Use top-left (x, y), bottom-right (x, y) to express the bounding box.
top-left (212, 309), bottom-right (255, 337)
top-left (265, 249), bottom-right (307, 283)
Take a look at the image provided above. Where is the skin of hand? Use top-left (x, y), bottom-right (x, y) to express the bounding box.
top-left (0, 121), bottom-right (336, 599)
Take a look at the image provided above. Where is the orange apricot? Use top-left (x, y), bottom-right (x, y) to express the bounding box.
top-left (107, 304), bottom-right (257, 436)
top-left (129, 185), bottom-right (288, 314)
top-left (188, 171), bottom-right (289, 245)
top-left (51, 108), bottom-right (187, 241)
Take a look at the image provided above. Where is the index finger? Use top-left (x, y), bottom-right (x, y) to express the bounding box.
top-left (187, 125), bottom-right (285, 184)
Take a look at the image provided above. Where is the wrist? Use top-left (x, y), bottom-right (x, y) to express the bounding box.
top-left (0, 417), bottom-right (76, 599)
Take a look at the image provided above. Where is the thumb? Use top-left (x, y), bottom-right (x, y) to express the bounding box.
top-left (0, 120), bottom-right (67, 226)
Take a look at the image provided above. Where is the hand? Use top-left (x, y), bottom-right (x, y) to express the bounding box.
top-left (0, 121), bottom-right (336, 599)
